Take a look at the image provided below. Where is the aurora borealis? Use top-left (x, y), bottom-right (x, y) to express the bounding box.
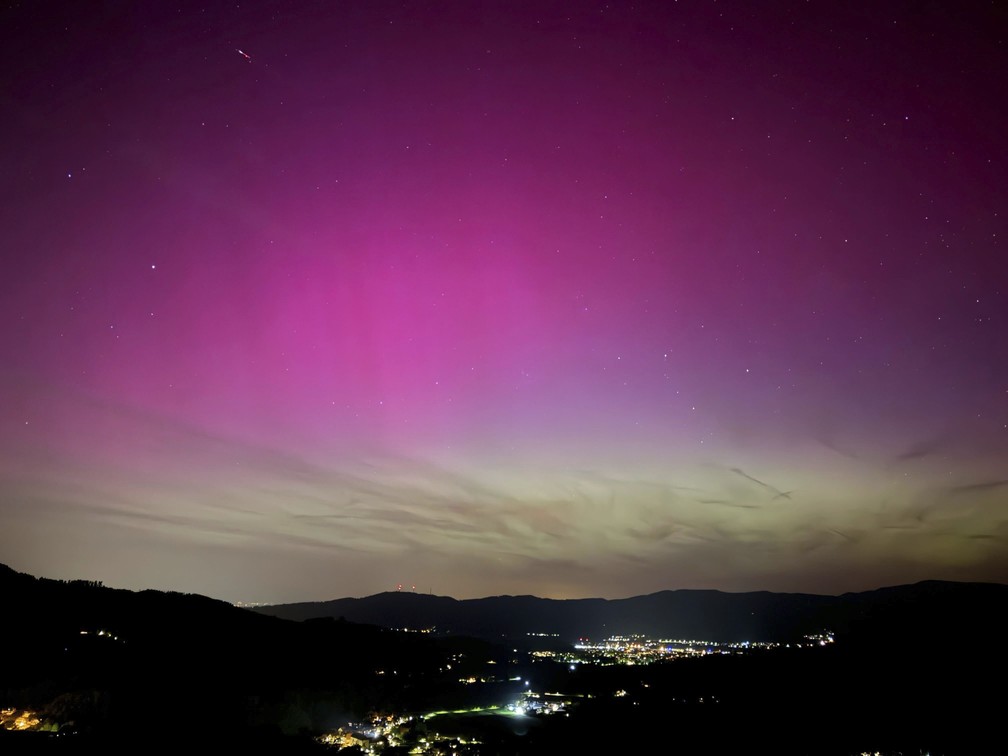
top-left (1, 1), bottom-right (1005, 602)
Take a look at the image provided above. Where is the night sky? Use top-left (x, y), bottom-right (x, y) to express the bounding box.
top-left (2, 1), bottom-right (1006, 603)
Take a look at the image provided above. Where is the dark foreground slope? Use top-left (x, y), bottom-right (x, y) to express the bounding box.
top-left (0, 564), bottom-right (499, 751)
top-left (255, 581), bottom-right (1008, 754)
top-left (5, 566), bottom-right (1005, 755)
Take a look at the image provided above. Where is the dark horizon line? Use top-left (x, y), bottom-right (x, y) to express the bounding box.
top-left (255, 577), bottom-right (1008, 607)
top-left (5, 561), bottom-right (1005, 608)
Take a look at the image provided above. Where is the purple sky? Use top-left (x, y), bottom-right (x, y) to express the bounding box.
top-left (2, 1), bottom-right (1006, 602)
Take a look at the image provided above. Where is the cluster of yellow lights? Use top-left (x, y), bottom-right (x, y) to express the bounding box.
top-left (79, 629), bottom-right (122, 642)
top-left (320, 711), bottom-right (489, 755)
top-left (1, 708), bottom-right (42, 731)
top-left (319, 728), bottom-right (369, 748)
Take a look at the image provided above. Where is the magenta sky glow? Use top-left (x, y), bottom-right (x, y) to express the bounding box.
top-left (1, 1), bottom-right (1006, 602)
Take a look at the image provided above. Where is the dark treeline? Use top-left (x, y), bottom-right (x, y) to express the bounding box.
top-left (0, 564), bottom-right (502, 749)
top-left (2, 564), bottom-right (1003, 754)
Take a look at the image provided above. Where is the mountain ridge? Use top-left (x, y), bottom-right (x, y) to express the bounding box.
top-left (271, 576), bottom-right (1004, 604)
top-left (254, 577), bottom-right (1008, 643)
top-left (3, 563), bottom-right (1004, 751)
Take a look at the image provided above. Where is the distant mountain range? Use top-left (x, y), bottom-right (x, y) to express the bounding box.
top-left (255, 580), bottom-right (1008, 644)
top-left (4, 564), bottom-right (1005, 753)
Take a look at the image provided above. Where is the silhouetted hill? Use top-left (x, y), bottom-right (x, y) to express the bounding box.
top-left (0, 564), bottom-right (502, 746)
top-left (4, 565), bottom-right (1004, 754)
top-left (255, 580), bottom-right (1007, 753)
top-left (255, 579), bottom-right (1008, 645)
